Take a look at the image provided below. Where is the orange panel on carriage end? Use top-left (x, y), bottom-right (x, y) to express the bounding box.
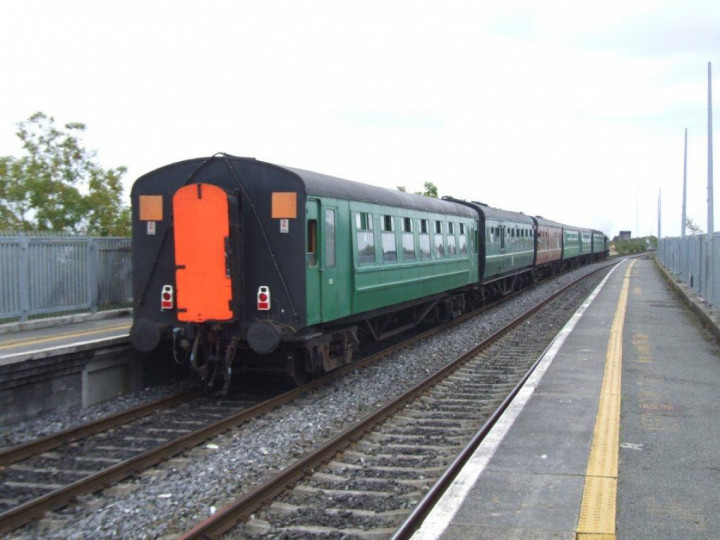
top-left (173, 183), bottom-right (233, 322)
top-left (139, 195), bottom-right (163, 221)
top-left (271, 192), bottom-right (297, 218)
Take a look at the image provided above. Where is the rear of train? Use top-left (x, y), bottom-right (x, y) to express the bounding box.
top-left (129, 155), bottom-right (308, 392)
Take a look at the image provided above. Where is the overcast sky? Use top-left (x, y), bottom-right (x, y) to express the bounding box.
top-left (2, 0), bottom-right (718, 238)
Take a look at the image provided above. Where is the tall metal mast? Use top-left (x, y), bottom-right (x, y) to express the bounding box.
top-left (682, 128), bottom-right (687, 237)
top-left (707, 62), bottom-right (715, 297)
top-left (658, 189), bottom-right (662, 240)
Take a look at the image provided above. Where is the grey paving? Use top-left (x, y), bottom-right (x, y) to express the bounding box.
top-left (0, 311), bottom-right (131, 365)
top-left (618, 259), bottom-right (720, 539)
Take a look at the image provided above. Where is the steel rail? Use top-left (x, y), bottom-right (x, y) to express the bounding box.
top-left (0, 389), bottom-right (200, 467)
top-left (0, 386), bottom-right (303, 535)
top-left (390, 312), bottom-right (567, 538)
top-left (178, 262), bottom-right (618, 539)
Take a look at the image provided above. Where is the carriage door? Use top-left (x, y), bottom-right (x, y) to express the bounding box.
top-left (499, 222), bottom-right (506, 274)
top-left (321, 202), bottom-right (339, 321)
top-left (306, 199), bottom-right (322, 325)
top-left (173, 183), bottom-right (233, 322)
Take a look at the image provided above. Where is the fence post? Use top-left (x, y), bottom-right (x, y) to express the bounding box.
top-left (88, 238), bottom-right (99, 313)
top-left (18, 233), bottom-right (30, 321)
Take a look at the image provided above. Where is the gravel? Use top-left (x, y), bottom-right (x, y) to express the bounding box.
top-left (0, 380), bottom-right (197, 450)
top-left (9, 262), bottom-right (612, 539)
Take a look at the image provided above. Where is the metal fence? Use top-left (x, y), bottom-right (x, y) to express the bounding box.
top-left (657, 233), bottom-right (720, 307)
top-left (0, 234), bottom-right (132, 322)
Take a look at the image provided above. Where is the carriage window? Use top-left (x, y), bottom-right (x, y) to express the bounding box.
top-left (419, 233), bottom-right (431, 260)
top-left (435, 221), bottom-right (442, 234)
top-left (447, 235), bottom-right (457, 256)
top-left (307, 219), bottom-right (318, 267)
top-left (459, 233), bottom-right (467, 256)
top-left (383, 215), bottom-right (394, 232)
top-left (382, 232), bottom-right (397, 262)
top-left (356, 212), bottom-right (373, 230)
top-left (402, 232), bottom-right (415, 260)
top-left (325, 210), bottom-right (335, 268)
top-left (402, 218), bottom-right (415, 260)
top-left (356, 212), bottom-right (375, 264)
top-left (435, 232), bottom-right (445, 257)
top-left (382, 215), bottom-right (397, 262)
top-left (357, 233), bottom-right (375, 263)
top-left (448, 222), bottom-right (454, 234)
top-left (420, 219), bottom-right (428, 234)
top-left (460, 223), bottom-right (465, 235)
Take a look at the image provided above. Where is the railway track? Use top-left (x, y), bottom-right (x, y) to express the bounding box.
top-left (1, 260), bottom-right (619, 537)
top-left (0, 309), bottom-right (474, 535)
top-left (180, 263), bottom-right (614, 539)
top-left (0, 299), bottom-right (498, 538)
top-left (0, 386), bottom-right (288, 535)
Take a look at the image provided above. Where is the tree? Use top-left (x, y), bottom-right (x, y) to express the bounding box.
top-left (614, 236), bottom-right (654, 255)
top-left (397, 182), bottom-right (439, 198)
top-left (0, 112), bottom-right (130, 235)
top-left (685, 216), bottom-right (704, 235)
top-left (417, 181), bottom-right (438, 198)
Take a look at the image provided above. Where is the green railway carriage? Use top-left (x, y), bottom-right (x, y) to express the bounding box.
top-left (339, 200), bottom-right (479, 321)
top-left (444, 198), bottom-right (535, 293)
top-left (481, 206), bottom-right (535, 281)
top-left (579, 228), bottom-right (593, 257)
top-left (562, 226), bottom-right (581, 261)
top-left (562, 226), bottom-right (604, 265)
top-left (591, 230), bottom-right (608, 257)
top-left (130, 155), bottom-right (479, 387)
top-left (303, 192), bottom-right (479, 328)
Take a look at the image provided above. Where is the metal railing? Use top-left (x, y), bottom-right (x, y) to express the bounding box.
top-left (0, 233), bottom-right (132, 322)
top-left (657, 233), bottom-right (720, 307)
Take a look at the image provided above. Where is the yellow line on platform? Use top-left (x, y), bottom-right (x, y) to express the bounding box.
top-left (0, 322), bottom-right (131, 350)
top-left (577, 260), bottom-right (636, 539)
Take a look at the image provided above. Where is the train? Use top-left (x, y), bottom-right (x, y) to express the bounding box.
top-left (129, 154), bottom-right (608, 393)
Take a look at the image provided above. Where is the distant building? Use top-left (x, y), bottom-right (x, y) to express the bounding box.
top-left (619, 231), bottom-right (632, 241)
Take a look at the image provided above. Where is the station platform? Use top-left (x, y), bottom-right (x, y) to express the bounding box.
top-left (0, 310), bottom-right (131, 366)
top-left (0, 311), bottom-right (137, 424)
top-left (412, 257), bottom-right (720, 539)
